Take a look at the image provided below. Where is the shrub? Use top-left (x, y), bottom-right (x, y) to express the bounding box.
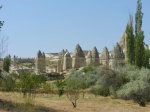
top-left (59, 70), bottom-right (88, 108)
top-left (42, 82), bottom-right (52, 94)
top-left (1, 75), bottom-right (15, 91)
top-left (90, 85), bottom-right (109, 96)
top-left (16, 72), bottom-right (46, 103)
top-left (82, 65), bottom-right (96, 73)
top-left (117, 68), bottom-right (150, 106)
top-left (55, 80), bottom-right (66, 97)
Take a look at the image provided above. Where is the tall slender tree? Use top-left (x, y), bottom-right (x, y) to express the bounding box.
top-left (135, 0), bottom-right (143, 34)
top-left (126, 15), bottom-right (135, 64)
top-left (3, 56), bottom-right (11, 72)
top-left (134, 0), bottom-right (145, 68)
top-left (0, 5), bottom-right (4, 30)
top-left (0, 5), bottom-right (7, 58)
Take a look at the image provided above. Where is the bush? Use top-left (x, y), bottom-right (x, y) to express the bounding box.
top-left (90, 85), bottom-right (109, 96)
top-left (58, 70), bottom-right (88, 108)
top-left (117, 68), bottom-right (150, 106)
top-left (1, 75), bottom-right (15, 91)
top-left (17, 72), bottom-right (46, 99)
top-left (82, 65), bottom-right (96, 73)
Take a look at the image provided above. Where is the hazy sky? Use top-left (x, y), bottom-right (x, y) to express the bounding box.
top-left (0, 0), bottom-right (150, 57)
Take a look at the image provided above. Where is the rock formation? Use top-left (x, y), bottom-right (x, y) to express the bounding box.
top-left (101, 47), bottom-right (109, 66)
top-left (35, 50), bottom-right (46, 73)
top-left (63, 52), bottom-right (72, 71)
top-left (92, 46), bottom-right (100, 66)
top-left (72, 44), bottom-right (86, 68)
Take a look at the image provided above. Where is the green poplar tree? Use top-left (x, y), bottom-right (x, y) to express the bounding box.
top-left (126, 15), bottom-right (135, 64)
top-left (3, 56), bottom-right (11, 72)
top-left (0, 5), bottom-right (4, 30)
top-left (134, 0), bottom-right (145, 68)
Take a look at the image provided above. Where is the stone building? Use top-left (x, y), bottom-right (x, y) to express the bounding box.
top-left (35, 50), bottom-right (46, 73)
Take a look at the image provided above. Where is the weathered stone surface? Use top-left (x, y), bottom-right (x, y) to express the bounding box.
top-left (72, 44), bottom-right (85, 68)
top-left (119, 31), bottom-right (127, 61)
top-left (101, 47), bottom-right (109, 66)
top-left (35, 50), bottom-right (46, 73)
top-left (101, 47), bottom-right (109, 60)
top-left (86, 51), bottom-right (92, 65)
top-left (37, 50), bottom-right (42, 58)
top-left (63, 52), bottom-right (72, 70)
top-left (65, 52), bottom-right (71, 57)
top-left (57, 49), bottom-right (67, 72)
top-left (57, 59), bottom-right (63, 72)
top-left (113, 43), bottom-right (124, 59)
top-left (73, 44), bottom-right (85, 57)
top-left (87, 51), bottom-right (92, 58)
top-left (119, 32), bottom-right (127, 52)
top-left (92, 46), bottom-right (99, 58)
top-left (58, 49), bottom-right (66, 59)
top-left (92, 47), bottom-right (100, 66)
top-left (109, 43), bottom-right (125, 68)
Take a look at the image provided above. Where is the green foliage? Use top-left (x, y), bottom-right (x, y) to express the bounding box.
top-left (135, 31), bottom-right (145, 68)
top-left (61, 64), bottom-right (150, 106)
top-left (117, 68), bottom-right (150, 106)
top-left (3, 56), bottom-right (11, 72)
top-left (17, 72), bottom-right (46, 98)
top-left (82, 65), bottom-right (95, 73)
top-left (62, 70), bottom-right (88, 108)
top-left (1, 75), bottom-right (15, 91)
top-left (134, 0), bottom-right (145, 68)
top-left (90, 86), bottom-right (109, 96)
top-left (83, 70), bottom-right (98, 86)
top-left (42, 82), bottom-right (52, 94)
top-left (126, 15), bottom-right (135, 64)
top-left (143, 49), bottom-right (150, 68)
top-left (66, 70), bottom-right (88, 89)
top-left (135, 0), bottom-right (143, 34)
top-left (0, 5), bottom-right (4, 29)
top-left (55, 80), bottom-right (66, 97)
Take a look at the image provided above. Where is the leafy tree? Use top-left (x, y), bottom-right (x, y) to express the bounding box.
top-left (134, 0), bottom-right (145, 68)
top-left (1, 75), bottom-right (15, 91)
top-left (135, 31), bottom-right (145, 68)
top-left (56, 80), bottom-right (66, 97)
top-left (42, 82), bottom-right (52, 95)
top-left (143, 49), bottom-right (150, 68)
top-left (0, 5), bottom-right (7, 58)
top-left (135, 0), bottom-right (143, 34)
top-left (57, 71), bottom-right (88, 108)
top-left (0, 5), bottom-right (4, 30)
top-left (65, 76), bottom-right (81, 108)
top-left (126, 15), bottom-right (135, 64)
top-left (17, 72), bottom-right (46, 99)
top-left (3, 56), bottom-right (11, 72)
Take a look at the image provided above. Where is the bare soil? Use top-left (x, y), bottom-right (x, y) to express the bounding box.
top-left (0, 92), bottom-right (150, 112)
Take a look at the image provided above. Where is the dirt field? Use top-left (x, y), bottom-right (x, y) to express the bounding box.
top-left (0, 92), bottom-right (150, 112)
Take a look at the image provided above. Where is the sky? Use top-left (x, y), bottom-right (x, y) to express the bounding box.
top-left (0, 0), bottom-right (150, 58)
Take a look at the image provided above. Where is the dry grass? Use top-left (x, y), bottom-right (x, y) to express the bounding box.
top-left (0, 92), bottom-right (150, 112)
